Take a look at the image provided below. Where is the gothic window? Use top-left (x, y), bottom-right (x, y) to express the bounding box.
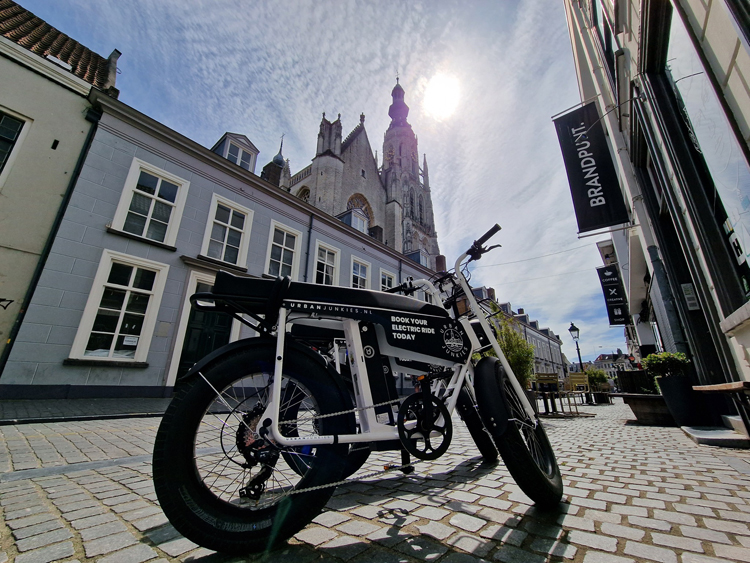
top-left (404, 227), bottom-right (412, 253)
top-left (297, 187), bottom-right (310, 203)
top-left (418, 195), bottom-right (424, 224)
top-left (409, 189), bottom-right (415, 219)
top-left (346, 194), bottom-right (373, 222)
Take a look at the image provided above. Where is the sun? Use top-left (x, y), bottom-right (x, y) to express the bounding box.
top-left (423, 73), bottom-right (460, 120)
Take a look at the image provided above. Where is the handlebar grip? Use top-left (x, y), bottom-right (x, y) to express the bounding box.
top-left (475, 224), bottom-right (502, 246)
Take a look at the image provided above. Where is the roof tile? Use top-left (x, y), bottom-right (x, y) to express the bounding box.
top-left (0, 0), bottom-right (113, 90)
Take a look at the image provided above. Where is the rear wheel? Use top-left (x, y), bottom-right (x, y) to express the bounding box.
top-left (476, 360), bottom-right (563, 508)
top-left (153, 347), bottom-right (350, 554)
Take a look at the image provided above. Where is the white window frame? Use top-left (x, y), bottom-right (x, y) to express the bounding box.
top-left (226, 141), bottom-right (255, 171)
top-left (70, 250), bottom-right (169, 363)
top-left (0, 105), bottom-right (31, 190)
top-left (313, 241), bottom-right (340, 286)
top-left (265, 220), bottom-right (303, 280)
top-left (380, 268), bottom-right (396, 292)
top-left (111, 158), bottom-right (190, 247)
top-left (351, 256), bottom-right (371, 289)
top-left (199, 193), bottom-right (254, 267)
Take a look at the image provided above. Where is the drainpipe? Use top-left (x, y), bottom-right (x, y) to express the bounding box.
top-left (303, 214), bottom-right (314, 282)
top-left (0, 106), bottom-right (102, 376)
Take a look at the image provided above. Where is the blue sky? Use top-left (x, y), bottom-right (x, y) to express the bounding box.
top-left (24, 0), bottom-right (629, 362)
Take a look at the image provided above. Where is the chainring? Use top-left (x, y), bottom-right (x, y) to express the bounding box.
top-left (397, 393), bottom-right (452, 460)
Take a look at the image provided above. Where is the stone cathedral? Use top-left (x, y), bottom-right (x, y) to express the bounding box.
top-left (261, 81), bottom-right (441, 270)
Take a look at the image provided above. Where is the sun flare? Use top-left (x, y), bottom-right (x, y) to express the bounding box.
top-left (423, 73), bottom-right (460, 120)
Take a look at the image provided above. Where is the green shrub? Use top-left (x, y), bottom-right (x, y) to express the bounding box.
top-left (478, 316), bottom-right (535, 389)
top-left (642, 352), bottom-right (690, 378)
top-left (585, 368), bottom-right (608, 390)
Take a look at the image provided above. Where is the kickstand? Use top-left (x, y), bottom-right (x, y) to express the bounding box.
top-left (400, 448), bottom-right (414, 474)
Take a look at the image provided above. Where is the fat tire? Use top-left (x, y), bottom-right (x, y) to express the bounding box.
top-left (153, 346), bottom-right (351, 554)
top-left (476, 360), bottom-right (563, 508)
top-left (456, 384), bottom-right (498, 463)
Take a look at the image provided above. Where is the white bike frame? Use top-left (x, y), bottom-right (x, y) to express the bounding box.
top-left (260, 247), bottom-right (537, 448)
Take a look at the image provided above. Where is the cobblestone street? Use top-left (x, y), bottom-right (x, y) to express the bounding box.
top-left (2, 399), bottom-right (750, 562)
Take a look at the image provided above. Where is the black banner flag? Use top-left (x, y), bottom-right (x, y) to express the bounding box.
top-left (597, 265), bottom-right (629, 325)
top-left (554, 103), bottom-right (630, 233)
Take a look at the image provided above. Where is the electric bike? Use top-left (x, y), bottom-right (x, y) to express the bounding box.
top-left (152, 224), bottom-right (563, 554)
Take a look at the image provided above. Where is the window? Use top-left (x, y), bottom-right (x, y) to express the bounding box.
top-left (70, 250), bottom-right (169, 362)
top-left (351, 210), bottom-right (368, 233)
top-left (200, 194), bottom-right (253, 267)
top-left (418, 195), bottom-right (424, 224)
top-left (351, 257), bottom-right (370, 289)
top-left (112, 159), bottom-right (189, 247)
top-left (380, 269), bottom-right (396, 292)
top-left (314, 242), bottom-right (339, 285)
top-left (227, 142), bottom-right (254, 171)
top-left (266, 222), bottom-right (302, 279)
top-left (0, 111), bottom-right (24, 176)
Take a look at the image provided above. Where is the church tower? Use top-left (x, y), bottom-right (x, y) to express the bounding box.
top-left (382, 80), bottom-right (439, 269)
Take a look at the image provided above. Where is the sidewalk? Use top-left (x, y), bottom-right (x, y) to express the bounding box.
top-left (0, 398), bottom-right (171, 426)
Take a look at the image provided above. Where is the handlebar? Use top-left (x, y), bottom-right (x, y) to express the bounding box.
top-left (385, 281), bottom-right (418, 296)
top-left (474, 223), bottom-right (502, 247)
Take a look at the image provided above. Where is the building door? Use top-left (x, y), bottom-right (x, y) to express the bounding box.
top-left (176, 282), bottom-right (232, 378)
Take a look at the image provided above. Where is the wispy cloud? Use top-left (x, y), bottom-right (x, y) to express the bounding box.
top-left (27, 0), bottom-right (626, 360)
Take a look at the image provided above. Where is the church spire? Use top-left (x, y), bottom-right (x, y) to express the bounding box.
top-left (388, 79), bottom-right (409, 128)
top-left (422, 154), bottom-right (430, 190)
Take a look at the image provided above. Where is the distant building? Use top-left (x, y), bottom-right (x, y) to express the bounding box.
top-left (261, 81), bottom-right (441, 270)
top-left (593, 352), bottom-right (633, 379)
top-left (0, 1), bottom-right (120, 370)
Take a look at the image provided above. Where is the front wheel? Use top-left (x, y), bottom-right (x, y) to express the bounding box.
top-left (153, 346), bottom-right (351, 554)
top-left (475, 359), bottom-right (563, 508)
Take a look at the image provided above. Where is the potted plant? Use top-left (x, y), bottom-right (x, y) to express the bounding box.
top-left (586, 368), bottom-right (610, 404)
top-left (642, 352), bottom-right (709, 426)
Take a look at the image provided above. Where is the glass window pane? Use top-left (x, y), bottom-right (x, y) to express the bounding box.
top-left (286, 234), bottom-right (296, 248)
top-left (230, 211), bottom-right (245, 229)
top-left (240, 152), bottom-right (252, 170)
top-left (152, 201), bottom-right (172, 223)
top-left (281, 264), bottom-right (292, 277)
top-left (84, 333), bottom-right (114, 356)
top-left (123, 212), bottom-right (147, 236)
top-left (215, 204), bottom-right (231, 224)
top-left (136, 172), bottom-right (158, 195)
top-left (282, 249), bottom-right (293, 265)
top-left (226, 229), bottom-right (241, 247)
top-left (128, 192), bottom-right (152, 215)
top-left (133, 268), bottom-right (156, 291)
top-left (207, 239), bottom-right (223, 259)
top-left (100, 287), bottom-right (126, 310)
top-left (92, 309), bottom-right (120, 332)
top-left (271, 245), bottom-right (282, 261)
top-left (273, 228), bottom-right (285, 245)
top-left (120, 313), bottom-right (145, 335)
top-left (126, 292), bottom-right (150, 314)
top-left (228, 143), bottom-right (239, 163)
top-left (224, 246), bottom-right (239, 264)
top-left (146, 220), bottom-right (168, 242)
top-left (318, 247), bottom-right (327, 261)
top-left (108, 263), bottom-right (133, 286)
top-left (211, 223), bottom-right (227, 243)
top-left (113, 335), bottom-right (138, 358)
top-left (268, 261), bottom-right (280, 276)
top-left (158, 181), bottom-right (179, 203)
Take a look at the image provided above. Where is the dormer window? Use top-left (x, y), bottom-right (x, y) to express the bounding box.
top-left (338, 208), bottom-right (369, 234)
top-left (227, 143), bottom-right (253, 171)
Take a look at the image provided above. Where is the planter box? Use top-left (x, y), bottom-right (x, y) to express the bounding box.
top-left (616, 371), bottom-right (657, 394)
top-left (656, 375), bottom-right (712, 427)
top-left (619, 393), bottom-right (677, 426)
top-left (593, 392), bottom-right (610, 404)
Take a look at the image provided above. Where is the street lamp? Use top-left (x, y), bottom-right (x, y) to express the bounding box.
top-left (568, 322), bottom-right (585, 373)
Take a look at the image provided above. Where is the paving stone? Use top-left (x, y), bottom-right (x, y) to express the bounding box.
top-left (556, 513), bottom-right (595, 531)
top-left (712, 545), bottom-right (750, 562)
top-left (396, 536), bottom-right (448, 561)
top-left (623, 540), bottom-right (678, 563)
top-left (600, 523), bottom-right (646, 541)
top-left (294, 526), bottom-right (338, 546)
top-left (80, 520), bottom-right (129, 541)
top-left (11, 519), bottom-right (64, 540)
top-left (703, 517), bottom-right (750, 534)
top-left (413, 506), bottom-right (449, 521)
top-left (447, 532), bottom-right (494, 557)
top-left (15, 541), bottom-right (75, 563)
top-left (568, 529), bottom-right (618, 552)
top-left (132, 513), bottom-right (169, 531)
top-left (449, 513), bottom-right (486, 533)
top-left (522, 520), bottom-right (563, 539)
top-left (158, 537), bottom-right (199, 557)
top-left (320, 535), bottom-right (369, 559)
top-left (365, 525), bottom-right (410, 547)
top-left (628, 515), bottom-right (672, 531)
top-left (70, 513), bottom-right (117, 530)
top-left (16, 528), bottom-right (73, 552)
top-left (416, 521), bottom-right (455, 540)
top-left (96, 543), bottom-right (158, 563)
top-left (492, 545), bottom-right (547, 563)
top-left (582, 553), bottom-right (635, 563)
top-left (479, 524), bottom-right (527, 546)
top-left (6, 513), bottom-right (57, 530)
top-left (337, 520), bottom-right (382, 536)
top-left (84, 531), bottom-right (138, 557)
